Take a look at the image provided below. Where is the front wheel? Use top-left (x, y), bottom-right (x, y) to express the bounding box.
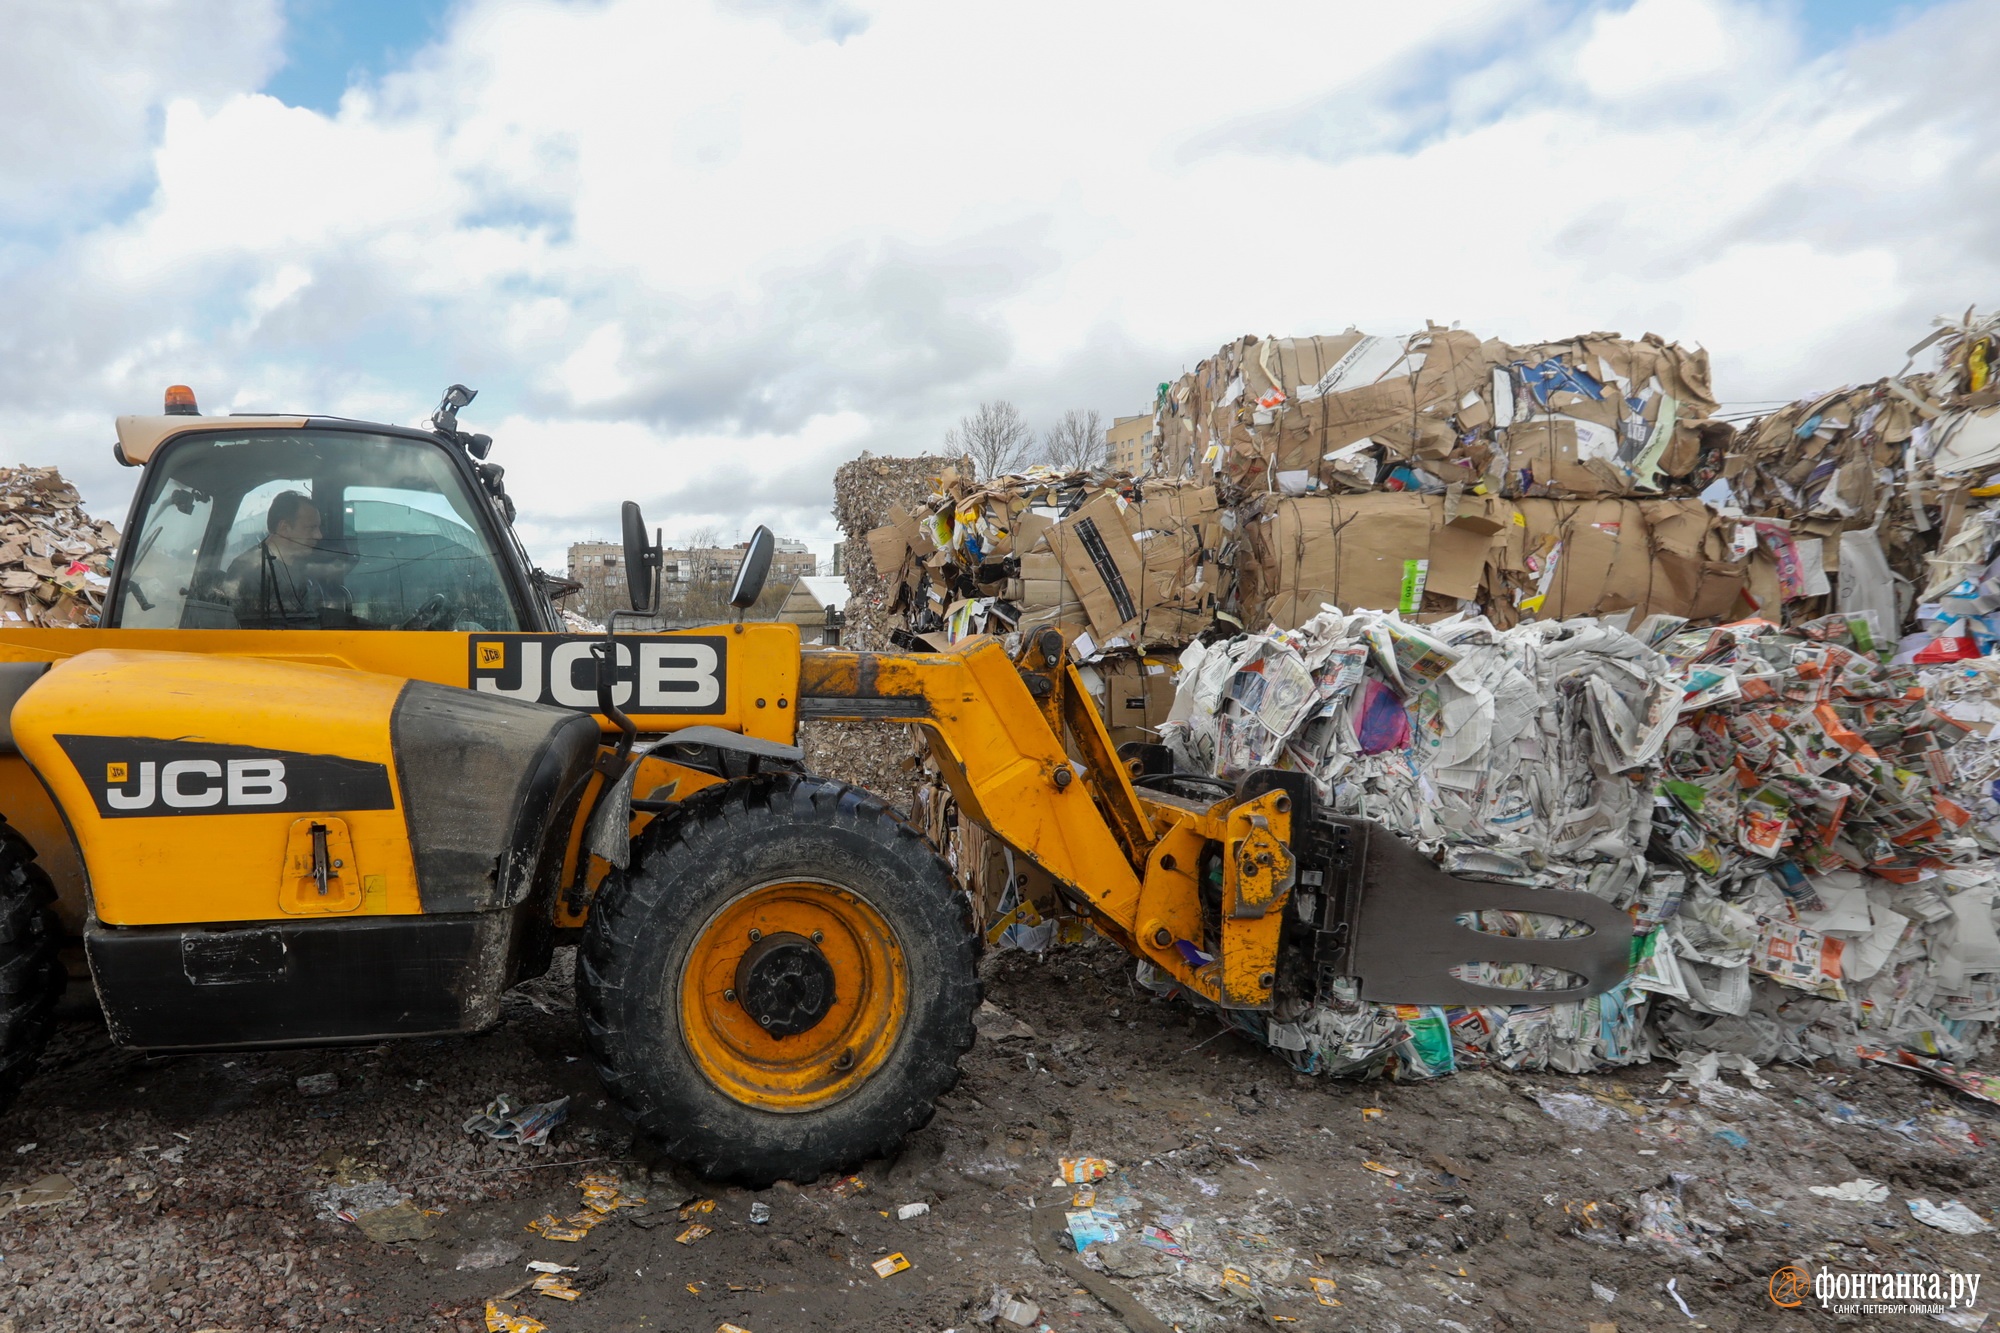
top-left (578, 774), bottom-right (977, 1186)
top-left (0, 817), bottom-right (65, 1116)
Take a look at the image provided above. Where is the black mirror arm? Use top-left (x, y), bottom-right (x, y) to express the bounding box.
top-left (592, 616), bottom-right (642, 775)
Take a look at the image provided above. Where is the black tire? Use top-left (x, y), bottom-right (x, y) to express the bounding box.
top-left (578, 773), bottom-right (978, 1186)
top-left (0, 817), bottom-right (65, 1116)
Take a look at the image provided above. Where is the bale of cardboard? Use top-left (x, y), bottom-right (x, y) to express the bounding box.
top-left (0, 467), bottom-right (119, 628)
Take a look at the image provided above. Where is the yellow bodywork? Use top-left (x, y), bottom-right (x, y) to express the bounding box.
top-left (0, 617), bottom-right (1297, 1014)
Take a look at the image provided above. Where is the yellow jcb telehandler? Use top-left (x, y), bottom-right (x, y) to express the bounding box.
top-left (0, 386), bottom-right (1629, 1185)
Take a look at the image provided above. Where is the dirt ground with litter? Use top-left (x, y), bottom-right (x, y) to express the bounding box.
top-left (3, 940), bottom-right (1998, 1333)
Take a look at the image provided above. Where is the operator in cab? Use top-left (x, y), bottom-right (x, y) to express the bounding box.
top-left (222, 490), bottom-right (343, 629)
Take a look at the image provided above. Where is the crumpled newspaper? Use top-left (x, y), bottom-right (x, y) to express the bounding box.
top-left (463, 1093), bottom-right (570, 1147)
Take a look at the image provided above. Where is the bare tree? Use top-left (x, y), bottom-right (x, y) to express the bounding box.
top-left (946, 401), bottom-right (1036, 479)
top-left (1040, 408), bottom-right (1106, 473)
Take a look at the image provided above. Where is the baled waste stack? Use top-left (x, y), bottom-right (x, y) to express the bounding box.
top-left (1153, 327), bottom-right (1729, 500)
top-left (0, 466), bottom-right (119, 627)
top-left (1159, 608), bottom-right (1674, 1077)
top-left (802, 453), bottom-right (972, 814)
top-left (1158, 604), bottom-right (2000, 1080)
top-left (1149, 325), bottom-right (1746, 630)
top-left (860, 465), bottom-right (1228, 657)
top-left (831, 452), bottom-right (970, 651)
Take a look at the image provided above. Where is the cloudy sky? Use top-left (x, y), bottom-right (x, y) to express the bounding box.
top-left (1, 0), bottom-right (1991, 567)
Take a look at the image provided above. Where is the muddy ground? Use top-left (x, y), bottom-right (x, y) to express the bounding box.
top-left (3, 939), bottom-right (1999, 1332)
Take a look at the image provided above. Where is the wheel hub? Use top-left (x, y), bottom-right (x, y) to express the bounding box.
top-left (733, 932), bottom-right (836, 1037)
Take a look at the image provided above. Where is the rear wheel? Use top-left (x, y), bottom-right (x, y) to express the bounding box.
top-left (0, 818), bottom-right (65, 1115)
top-left (578, 774), bottom-right (977, 1186)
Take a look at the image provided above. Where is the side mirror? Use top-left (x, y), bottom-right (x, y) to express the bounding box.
top-left (730, 526), bottom-right (776, 611)
top-left (621, 501), bottom-right (662, 613)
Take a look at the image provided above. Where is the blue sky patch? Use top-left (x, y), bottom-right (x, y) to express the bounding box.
top-left (266, 0), bottom-right (457, 113)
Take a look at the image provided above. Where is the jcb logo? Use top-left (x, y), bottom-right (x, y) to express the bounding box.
top-left (57, 736), bottom-right (394, 820)
top-left (102, 758), bottom-right (289, 811)
top-left (469, 634), bottom-right (727, 715)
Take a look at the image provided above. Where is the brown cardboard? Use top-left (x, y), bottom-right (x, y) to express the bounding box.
top-left (1425, 513), bottom-right (1495, 601)
top-left (865, 523), bottom-right (910, 580)
top-left (1260, 494), bottom-right (1438, 628)
top-left (1020, 552), bottom-right (1063, 582)
top-left (1049, 492), bottom-right (1147, 640)
top-left (1096, 657), bottom-right (1178, 747)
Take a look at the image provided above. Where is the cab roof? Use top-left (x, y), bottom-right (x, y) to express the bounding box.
top-left (113, 414), bottom-right (439, 467)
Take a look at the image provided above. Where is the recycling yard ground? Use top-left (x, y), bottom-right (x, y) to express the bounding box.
top-left (3, 942), bottom-right (1998, 1333)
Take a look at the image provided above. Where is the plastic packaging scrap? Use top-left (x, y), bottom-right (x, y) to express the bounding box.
top-left (463, 1094), bottom-right (570, 1148)
top-left (578, 1172), bottom-right (646, 1214)
top-left (311, 1179), bottom-right (408, 1225)
top-left (1909, 1198), bottom-right (1996, 1234)
top-left (1809, 1178), bottom-right (1890, 1203)
top-left (484, 1300), bottom-right (545, 1333)
top-left (527, 1210), bottom-right (598, 1243)
top-left (1058, 1157), bottom-right (1115, 1184)
top-left (530, 1273), bottom-right (581, 1301)
top-left (1534, 1091), bottom-right (1630, 1132)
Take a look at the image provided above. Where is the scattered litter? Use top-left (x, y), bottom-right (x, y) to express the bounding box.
top-left (676, 1224), bottom-right (712, 1245)
top-left (456, 1239), bottom-right (522, 1271)
top-left (484, 1300), bottom-right (545, 1333)
top-left (1066, 1208), bottom-right (1122, 1248)
top-left (1591, 1281), bottom-right (1617, 1303)
top-left (526, 1212), bottom-right (598, 1243)
top-left (1534, 1092), bottom-right (1628, 1132)
top-left (350, 1200), bottom-right (433, 1243)
top-left (525, 1261), bottom-right (576, 1274)
top-left (974, 1000), bottom-right (1037, 1041)
top-left (1909, 1198), bottom-right (1995, 1234)
top-left (748, 1201), bottom-right (771, 1224)
top-left (718, 1325), bottom-right (754, 1333)
top-left (1221, 1266), bottom-right (1255, 1300)
top-left (1666, 1277), bottom-right (1693, 1319)
top-left (312, 1180), bottom-right (407, 1226)
top-left (463, 1094), bottom-right (570, 1148)
top-left (896, 1201), bottom-right (929, 1220)
top-left (1360, 1107), bottom-right (1385, 1120)
top-left (1309, 1276), bottom-right (1340, 1306)
top-left (0, 1174), bottom-right (76, 1218)
top-left (871, 1252), bottom-right (911, 1278)
top-left (1058, 1157), bottom-right (1114, 1184)
top-left (1809, 1179), bottom-right (1890, 1204)
top-left (530, 1273), bottom-right (580, 1301)
top-left (295, 1073), bottom-right (340, 1098)
top-left (578, 1173), bottom-right (645, 1213)
top-left (827, 1175), bottom-right (868, 1196)
top-left (999, 1297), bottom-right (1041, 1327)
top-left (680, 1198), bottom-right (717, 1218)
top-left (1361, 1161), bottom-right (1401, 1178)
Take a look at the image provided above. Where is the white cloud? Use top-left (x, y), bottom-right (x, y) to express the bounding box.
top-left (0, 1), bottom-right (282, 225)
top-left (0, 0), bottom-right (1993, 569)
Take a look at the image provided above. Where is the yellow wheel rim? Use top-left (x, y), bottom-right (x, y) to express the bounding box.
top-left (679, 879), bottom-right (908, 1113)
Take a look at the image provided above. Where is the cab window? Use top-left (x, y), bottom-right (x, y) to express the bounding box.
top-left (115, 430), bottom-right (524, 631)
